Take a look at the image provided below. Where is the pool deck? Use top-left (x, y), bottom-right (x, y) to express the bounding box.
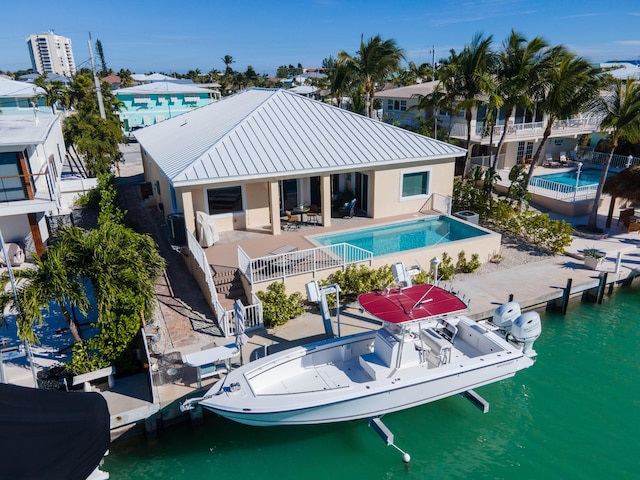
top-left (206, 212), bottom-right (433, 273)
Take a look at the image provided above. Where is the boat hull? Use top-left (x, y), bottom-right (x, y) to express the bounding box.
top-left (201, 353), bottom-right (531, 426)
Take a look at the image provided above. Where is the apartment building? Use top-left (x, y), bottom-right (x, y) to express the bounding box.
top-left (26, 31), bottom-right (76, 77)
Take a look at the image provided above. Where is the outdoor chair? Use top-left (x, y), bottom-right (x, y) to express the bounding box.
top-left (307, 204), bottom-right (320, 225)
top-left (338, 198), bottom-right (357, 218)
top-left (559, 151), bottom-right (567, 164)
top-left (619, 208), bottom-right (634, 227)
top-left (544, 153), bottom-right (561, 168)
top-left (284, 210), bottom-right (300, 230)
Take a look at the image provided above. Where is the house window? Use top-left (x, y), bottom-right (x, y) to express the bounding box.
top-left (401, 171), bottom-right (430, 199)
top-left (0, 152), bottom-right (27, 202)
top-left (207, 186), bottom-right (243, 215)
top-left (517, 141), bottom-right (534, 161)
top-left (387, 99), bottom-right (407, 111)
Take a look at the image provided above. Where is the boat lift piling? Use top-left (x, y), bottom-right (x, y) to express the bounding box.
top-left (461, 389), bottom-right (490, 413)
top-left (368, 417), bottom-right (411, 463)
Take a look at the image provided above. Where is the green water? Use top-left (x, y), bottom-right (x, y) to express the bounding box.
top-left (104, 286), bottom-right (640, 479)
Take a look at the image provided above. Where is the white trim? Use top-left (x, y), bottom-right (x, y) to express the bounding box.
top-left (398, 168), bottom-right (432, 202)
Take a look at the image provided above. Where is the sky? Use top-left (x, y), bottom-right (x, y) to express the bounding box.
top-left (1, 0), bottom-right (639, 76)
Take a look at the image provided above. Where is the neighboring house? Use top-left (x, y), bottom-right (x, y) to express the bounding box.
top-left (113, 82), bottom-right (218, 136)
top-left (378, 81), bottom-right (603, 171)
top-left (101, 74), bottom-right (123, 90)
top-left (600, 62), bottom-right (640, 80)
top-left (287, 85), bottom-right (320, 99)
top-left (376, 81), bottom-right (439, 128)
top-left (132, 73), bottom-right (187, 83)
top-left (0, 114), bottom-right (65, 257)
top-left (134, 87), bottom-right (466, 238)
top-left (0, 78), bottom-right (49, 116)
top-left (19, 73), bottom-right (73, 86)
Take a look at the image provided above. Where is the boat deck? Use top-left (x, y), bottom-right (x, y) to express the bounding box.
top-left (251, 332), bottom-right (491, 396)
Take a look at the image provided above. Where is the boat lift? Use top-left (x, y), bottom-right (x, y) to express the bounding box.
top-left (305, 281), bottom-right (341, 338)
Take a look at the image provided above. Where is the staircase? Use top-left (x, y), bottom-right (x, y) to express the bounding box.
top-left (212, 266), bottom-right (248, 310)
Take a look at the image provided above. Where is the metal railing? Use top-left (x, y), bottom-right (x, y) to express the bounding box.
top-left (0, 169), bottom-right (55, 203)
top-left (579, 150), bottom-right (640, 170)
top-left (224, 291), bottom-right (263, 336)
top-left (527, 176), bottom-right (601, 201)
top-left (239, 243), bottom-right (373, 285)
top-left (187, 234), bottom-right (264, 337)
top-left (186, 229), bottom-right (224, 320)
top-left (419, 192), bottom-right (452, 215)
top-left (470, 154), bottom-right (506, 169)
top-left (449, 116), bottom-right (603, 142)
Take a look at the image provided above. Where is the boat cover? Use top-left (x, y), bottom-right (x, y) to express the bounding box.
top-left (0, 383), bottom-right (110, 480)
top-left (358, 284), bottom-right (467, 324)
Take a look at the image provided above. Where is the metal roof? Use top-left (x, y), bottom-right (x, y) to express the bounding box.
top-left (134, 88), bottom-right (466, 187)
top-left (376, 81), bottom-right (440, 99)
top-left (0, 78), bottom-right (46, 98)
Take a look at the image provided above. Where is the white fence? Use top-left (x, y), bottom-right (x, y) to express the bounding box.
top-left (419, 192), bottom-right (452, 215)
top-left (527, 176), bottom-right (601, 202)
top-left (186, 229), bottom-right (263, 337)
top-left (577, 148), bottom-right (640, 170)
top-left (238, 243), bottom-right (373, 285)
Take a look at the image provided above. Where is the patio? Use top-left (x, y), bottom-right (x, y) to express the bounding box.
top-left (204, 212), bottom-right (422, 275)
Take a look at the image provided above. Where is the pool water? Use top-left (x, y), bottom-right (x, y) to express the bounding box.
top-left (312, 216), bottom-right (488, 256)
top-left (533, 168), bottom-right (610, 187)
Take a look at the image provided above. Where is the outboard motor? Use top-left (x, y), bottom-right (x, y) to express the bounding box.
top-left (492, 302), bottom-right (521, 333)
top-left (510, 311), bottom-right (542, 356)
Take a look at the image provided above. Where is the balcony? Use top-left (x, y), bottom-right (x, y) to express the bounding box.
top-left (0, 170), bottom-right (57, 216)
top-left (448, 116), bottom-right (603, 144)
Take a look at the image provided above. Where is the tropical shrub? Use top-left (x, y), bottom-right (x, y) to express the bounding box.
top-left (257, 281), bottom-right (305, 328)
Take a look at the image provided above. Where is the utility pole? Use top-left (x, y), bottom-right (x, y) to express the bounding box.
top-left (431, 46), bottom-right (436, 81)
top-left (88, 33), bottom-right (106, 119)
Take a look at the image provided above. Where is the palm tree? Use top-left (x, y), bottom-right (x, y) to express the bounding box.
top-left (338, 35), bottom-right (405, 118)
top-left (493, 31), bottom-right (549, 168)
top-left (221, 55), bottom-right (235, 75)
top-left (586, 77), bottom-right (640, 231)
top-left (525, 50), bottom-right (602, 186)
top-left (451, 33), bottom-right (494, 176)
top-left (0, 241), bottom-right (89, 344)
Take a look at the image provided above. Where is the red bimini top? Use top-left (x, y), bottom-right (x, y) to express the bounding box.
top-left (358, 284), bottom-right (468, 324)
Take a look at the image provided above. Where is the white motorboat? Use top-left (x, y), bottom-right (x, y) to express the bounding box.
top-left (191, 284), bottom-right (541, 426)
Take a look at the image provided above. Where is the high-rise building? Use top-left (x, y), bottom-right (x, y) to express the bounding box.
top-left (26, 31), bottom-right (76, 77)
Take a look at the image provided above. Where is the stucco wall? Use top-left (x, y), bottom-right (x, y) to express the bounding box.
top-left (371, 160), bottom-right (456, 218)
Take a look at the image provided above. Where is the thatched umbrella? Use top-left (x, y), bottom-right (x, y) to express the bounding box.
top-left (603, 164), bottom-right (640, 227)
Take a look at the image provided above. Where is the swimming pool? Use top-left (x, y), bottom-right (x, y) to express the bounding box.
top-left (531, 169), bottom-right (610, 188)
top-left (312, 216), bottom-right (488, 257)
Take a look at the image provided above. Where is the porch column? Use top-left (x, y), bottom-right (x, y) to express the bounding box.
top-left (181, 190), bottom-right (195, 234)
top-left (321, 175), bottom-right (331, 228)
top-left (269, 180), bottom-right (281, 235)
top-left (28, 213), bottom-right (44, 256)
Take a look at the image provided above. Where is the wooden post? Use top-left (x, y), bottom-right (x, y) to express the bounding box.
top-left (560, 278), bottom-right (572, 315)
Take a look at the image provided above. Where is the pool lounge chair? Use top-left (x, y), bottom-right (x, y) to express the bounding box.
top-left (559, 151), bottom-right (567, 164)
top-left (543, 153), bottom-right (562, 168)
